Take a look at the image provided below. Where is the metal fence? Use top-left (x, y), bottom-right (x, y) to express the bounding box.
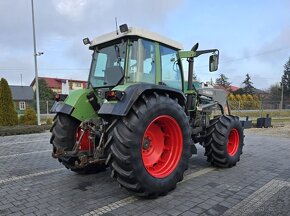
top-left (22, 100), bottom-right (290, 120)
top-left (26, 100), bottom-right (55, 114)
top-left (34, 100), bottom-right (290, 113)
top-left (228, 100), bottom-right (290, 110)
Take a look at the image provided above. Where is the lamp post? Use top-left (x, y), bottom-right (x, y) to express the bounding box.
top-left (31, 0), bottom-right (42, 125)
top-left (280, 70), bottom-right (290, 110)
top-left (280, 80), bottom-right (284, 110)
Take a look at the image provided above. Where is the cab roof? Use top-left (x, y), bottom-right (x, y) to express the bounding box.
top-left (89, 27), bottom-right (183, 50)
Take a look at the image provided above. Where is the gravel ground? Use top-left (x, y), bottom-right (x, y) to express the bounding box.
top-left (246, 122), bottom-right (290, 138)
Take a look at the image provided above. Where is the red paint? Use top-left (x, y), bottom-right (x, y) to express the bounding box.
top-left (76, 127), bottom-right (91, 151)
top-left (227, 128), bottom-right (240, 156)
top-left (141, 115), bottom-right (183, 178)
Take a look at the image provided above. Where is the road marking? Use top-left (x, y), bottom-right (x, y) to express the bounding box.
top-left (81, 167), bottom-right (216, 216)
top-left (0, 139), bottom-right (49, 147)
top-left (0, 168), bottom-right (65, 184)
top-left (180, 167), bottom-right (215, 183)
top-left (223, 179), bottom-right (290, 216)
top-left (82, 196), bottom-right (138, 216)
top-left (0, 150), bottom-right (51, 159)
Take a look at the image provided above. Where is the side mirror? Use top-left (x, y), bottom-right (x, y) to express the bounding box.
top-left (209, 54), bottom-right (219, 72)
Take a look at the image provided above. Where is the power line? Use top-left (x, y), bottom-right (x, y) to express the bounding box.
top-left (0, 68), bottom-right (89, 71)
top-left (196, 46), bottom-right (290, 69)
top-left (1, 46), bottom-right (290, 71)
top-left (223, 46), bottom-right (290, 63)
top-left (40, 68), bottom-right (89, 71)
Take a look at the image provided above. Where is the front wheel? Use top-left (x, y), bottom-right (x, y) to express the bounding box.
top-left (204, 115), bottom-right (244, 168)
top-left (107, 93), bottom-right (191, 197)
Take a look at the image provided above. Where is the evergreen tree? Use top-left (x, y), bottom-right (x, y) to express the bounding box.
top-left (242, 73), bottom-right (255, 94)
top-left (215, 74), bottom-right (231, 89)
top-left (0, 78), bottom-right (18, 126)
top-left (34, 79), bottom-right (55, 114)
top-left (267, 83), bottom-right (281, 101)
top-left (282, 57), bottom-right (290, 97)
top-left (38, 79), bottom-right (55, 101)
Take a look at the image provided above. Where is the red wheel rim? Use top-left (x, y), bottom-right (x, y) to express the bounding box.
top-left (76, 127), bottom-right (91, 151)
top-left (227, 128), bottom-right (240, 156)
top-left (141, 115), bottom-right (183, 178)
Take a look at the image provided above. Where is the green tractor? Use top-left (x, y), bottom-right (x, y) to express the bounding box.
top-left (50, 24), bottom-right (244, 197)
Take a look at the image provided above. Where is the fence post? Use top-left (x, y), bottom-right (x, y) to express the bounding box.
top-left (259, 99), bottom-right (264, 117)
top-left (46, 101), bottom-right (49, 119)
top-left (259, 101), bottom-right (261, 117)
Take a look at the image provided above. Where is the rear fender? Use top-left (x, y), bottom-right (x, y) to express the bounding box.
top-left (55, 89), bottom-right (98, 121)
top-left (98, 83), bottom-right (186, 117)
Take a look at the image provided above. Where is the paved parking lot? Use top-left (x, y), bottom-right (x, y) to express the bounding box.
top-left (0, 131), bottom-right (290, 216)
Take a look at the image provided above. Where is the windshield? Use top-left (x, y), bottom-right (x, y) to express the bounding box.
top-left (89, 40), bottom-right (126, 88)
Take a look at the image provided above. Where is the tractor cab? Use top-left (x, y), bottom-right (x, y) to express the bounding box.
top-left (86, 24), bottom-right (220, 98)
top-left (87, 25), bottom-right (184, 91)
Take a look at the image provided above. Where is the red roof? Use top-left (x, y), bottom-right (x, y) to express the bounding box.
top-left (31, 77), bottom-right (87, 89)
top-left (214, 85), bottom-right (239, 92)
top-left (229, 85), bottom-right (239, 92)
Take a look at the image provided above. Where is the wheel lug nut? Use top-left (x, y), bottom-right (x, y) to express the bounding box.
top-left (143, 138), bottom-right (150, 150)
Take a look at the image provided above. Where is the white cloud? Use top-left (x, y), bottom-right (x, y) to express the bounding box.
top-left (53, 0), bottom-right (88, 20)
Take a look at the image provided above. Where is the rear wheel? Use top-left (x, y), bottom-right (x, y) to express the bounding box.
top-left (106, 93), bottom-right (191, 197)
top-left (50, 113), bottom-right (106, 174)
top-left (204, 115), bottom-right (244, 167)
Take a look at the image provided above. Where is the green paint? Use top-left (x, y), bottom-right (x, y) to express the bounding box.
top-left (183, 81), bottom-right (201, 92)
top-left (177, 51), bottom-right (196, 59)
top-left (64, 89), bottom-right (98, 121)
top-left (155, 42), bottom-right (161, 84)
top-left (112, 83), bottom-right (134, 91)
top-left (184, 89), bottom-right (195, 95)
top-left (183, 81), bottom-right (188, 90)
top-left (124, 40), bottom-right (130, 82)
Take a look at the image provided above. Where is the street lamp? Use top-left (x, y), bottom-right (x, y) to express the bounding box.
top-left (31, 0), bottom-right (41, 125)
top-left (280, 70), bottom-right (290, 110)
top-left (280, 80), bottom-right (284, 110)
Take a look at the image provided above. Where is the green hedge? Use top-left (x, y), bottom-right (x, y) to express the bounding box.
top-left (0, 125), bottom-right (51, 136)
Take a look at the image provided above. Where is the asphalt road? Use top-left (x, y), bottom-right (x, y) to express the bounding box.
top-left (0, 131), bottom-right (289, 216)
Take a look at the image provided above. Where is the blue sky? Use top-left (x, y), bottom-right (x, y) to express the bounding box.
top-left (0, 0), bottom-right (289, 89)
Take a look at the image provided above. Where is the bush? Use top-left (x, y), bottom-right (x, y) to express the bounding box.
top-left (18, 115), bottom-right (25, 125)
top-left (0, 78), bottom-right (18, 126)
top-left (228, 93), bottom-right (260, 110)
top-left (0, 125), bottom-right (49, 136)
top-left (23, 107), bottom-right (37, 125)
top-left (46, 118), bottom-right (52, 125)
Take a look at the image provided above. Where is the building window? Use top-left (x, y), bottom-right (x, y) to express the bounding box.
top-left (19, 101), bottom-right (26, 110)
top-left (76, 82), bottom-right (81, 87)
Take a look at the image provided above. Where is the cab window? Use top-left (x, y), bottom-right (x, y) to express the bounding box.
top-left (160, 45), bottom-right (181, 90)
top-left (127, 38), bottom-right (156, 84)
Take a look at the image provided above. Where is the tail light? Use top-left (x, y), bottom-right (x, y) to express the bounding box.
top-left (105, 90), bottom-right (125, 101)
top-left (55, 94), bottom-right (60, 102)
